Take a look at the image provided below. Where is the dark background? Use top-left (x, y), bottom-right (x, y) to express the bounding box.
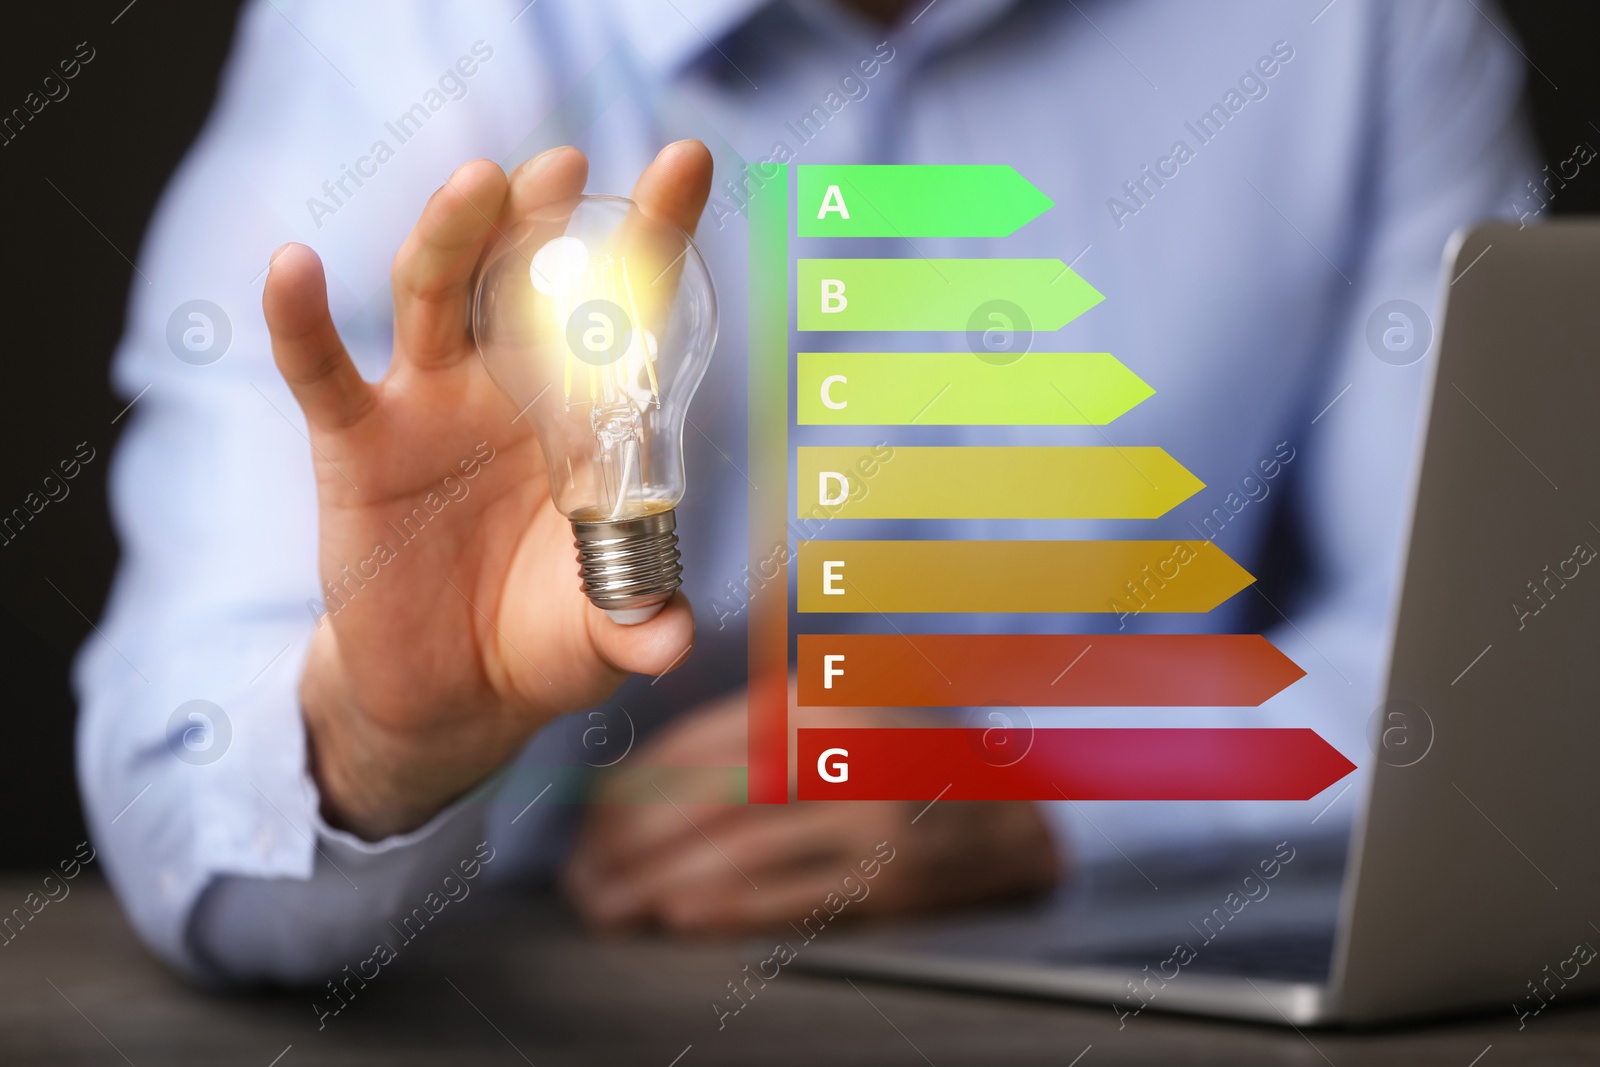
top-left (0, 0), bottom-right (1595, 867)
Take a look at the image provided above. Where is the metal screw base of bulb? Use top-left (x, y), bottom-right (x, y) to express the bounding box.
top-left (571, 509), bottom-right (682, 624)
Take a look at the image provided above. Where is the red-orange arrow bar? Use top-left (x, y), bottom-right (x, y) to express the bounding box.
top-left (797, 633), bottom-right (1305, 707)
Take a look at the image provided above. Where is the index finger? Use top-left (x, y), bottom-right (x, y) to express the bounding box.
top-left (629, 139), bottom-right (714, 237)
top-left (392, 149), bottom-right (591, 370)
top-left (606, 141), bottom-right (715, 330)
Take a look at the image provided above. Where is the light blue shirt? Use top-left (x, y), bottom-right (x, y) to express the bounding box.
top-left (76, 0), bottom-right (1534, 981)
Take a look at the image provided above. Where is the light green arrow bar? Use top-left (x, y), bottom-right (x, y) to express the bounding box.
top-left (797, 259), bottom-right (1104, 332)
top-left (797, 165), bottom-right (1053, 238)
top-left (797, 352), bottom-right (1152, 425)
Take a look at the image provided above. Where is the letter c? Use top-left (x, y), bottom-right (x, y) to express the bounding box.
top-left (818, 747), bottom-right (849, 783)
top-left (821, 374), bottom-right (847, 409)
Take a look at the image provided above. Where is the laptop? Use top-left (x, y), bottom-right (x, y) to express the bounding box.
top-left (794, 220), bottom-right (1600, 1026)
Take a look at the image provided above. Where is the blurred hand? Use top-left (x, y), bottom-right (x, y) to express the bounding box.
top-left (262, 143), bottom-right (713, 839)
top-left (563, 691), bottom-right (1063, 934)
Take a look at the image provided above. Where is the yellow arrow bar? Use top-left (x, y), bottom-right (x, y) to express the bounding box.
top-left (797, 540), bottom-right (1255, 614)
top-left (799, 447), bottom-right (1203, 520)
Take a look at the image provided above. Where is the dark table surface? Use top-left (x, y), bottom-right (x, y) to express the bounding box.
top-left (3, 875), bottom-right (1597, 1065)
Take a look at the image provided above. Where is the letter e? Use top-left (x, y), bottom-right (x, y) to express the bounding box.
top-left (823, 560), bottom-right (845, 595)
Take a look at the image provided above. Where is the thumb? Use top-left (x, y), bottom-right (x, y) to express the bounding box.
top-left (586, 593), bottom-right (695, 678)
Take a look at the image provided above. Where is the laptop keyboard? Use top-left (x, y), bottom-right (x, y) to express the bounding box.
top-left (1050, 929), bottom-right (1335, 984)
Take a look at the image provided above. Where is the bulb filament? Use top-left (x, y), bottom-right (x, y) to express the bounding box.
top-left (553, 250), bottom-right (663, 521)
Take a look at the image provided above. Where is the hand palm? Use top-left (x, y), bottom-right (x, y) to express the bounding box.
top-left (263, 144), bottom-right (711, 836)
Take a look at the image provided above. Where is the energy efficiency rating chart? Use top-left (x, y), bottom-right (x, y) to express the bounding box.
top-left (744, 163), bottom-right (1336, 805)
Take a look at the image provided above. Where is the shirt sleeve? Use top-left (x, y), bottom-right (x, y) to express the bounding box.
top-left (1042, 0), bottom-right (1540, 867)
top-left (72, 0), bottom-right (538, 983)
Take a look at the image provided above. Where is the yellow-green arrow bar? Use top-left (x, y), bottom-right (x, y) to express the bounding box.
top-left (799, 446), bottom-right (1203, 520)
top-left (797, 259), bottom-right (1103, 332)
top-left (797, 352), bottom-right (1152, 425)
top-left (797, 165), bottom-right (1053, 237)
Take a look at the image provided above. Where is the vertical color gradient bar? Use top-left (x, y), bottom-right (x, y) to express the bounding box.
top-left (748, 164), bottom-right (789, 804)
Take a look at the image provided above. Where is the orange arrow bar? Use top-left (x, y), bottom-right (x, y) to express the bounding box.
top-left (798, 634), bottom-right (1304, 707)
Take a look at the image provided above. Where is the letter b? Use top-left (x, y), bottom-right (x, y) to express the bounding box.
top-left (821, 279), bottom-right (847, 313)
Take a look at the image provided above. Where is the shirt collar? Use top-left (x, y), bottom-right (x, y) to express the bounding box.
top-left (605, 0), bottom-right (1027, 78)
top-left (606, 0), bottom-right (775, 77)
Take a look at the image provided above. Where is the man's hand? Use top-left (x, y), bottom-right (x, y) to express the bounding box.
top-left (562, 693), bottom-right (1063, 933)
top-left (262, 143), bottom-right (713, 840)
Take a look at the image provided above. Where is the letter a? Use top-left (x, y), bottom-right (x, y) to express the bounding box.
top-left (818, 184), bottom-right (850, 219)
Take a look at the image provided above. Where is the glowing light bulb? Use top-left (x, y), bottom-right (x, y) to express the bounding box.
top-left (472, 195), bottom-right (717, 623)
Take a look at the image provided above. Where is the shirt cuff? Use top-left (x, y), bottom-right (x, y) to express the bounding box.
top-left (188, 767), bottom-right (498, 985)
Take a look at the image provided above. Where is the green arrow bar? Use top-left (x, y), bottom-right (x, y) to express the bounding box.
top-left (798, 259), bottom-right (1104, 332)
top-left (797, 165), bottom-right (1053, 237)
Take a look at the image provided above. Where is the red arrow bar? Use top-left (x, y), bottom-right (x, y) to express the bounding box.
top-left (797, 729), bottom-right (1357, 801)
top-left (797, 634), bottom-right (1304, 707)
